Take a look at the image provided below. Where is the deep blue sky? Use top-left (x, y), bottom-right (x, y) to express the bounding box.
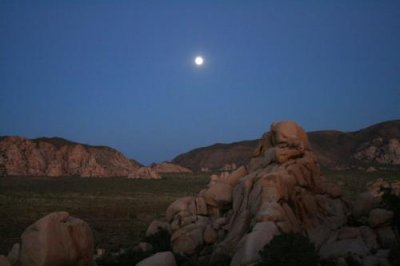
top-left (1, 1), bottom-right (399, 164)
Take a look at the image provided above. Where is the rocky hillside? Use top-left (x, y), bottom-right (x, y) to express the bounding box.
top-left (0, 136), bottom-right (139, 177)
top-left (173, 120), bottom-right (400, 170)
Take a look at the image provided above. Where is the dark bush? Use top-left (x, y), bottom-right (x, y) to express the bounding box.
top-left (97, 229), bottom-right (171, 266)
top-left (381, 187), bottom-right (400, 233)
top-left (389, 242), bottom-right (400, 266)
top-left (144, 228), bottom-right (171, 253)
top-left (257, 233), bottom-right (319, 266)
top-left (96, 249), bottom-right (152, 266)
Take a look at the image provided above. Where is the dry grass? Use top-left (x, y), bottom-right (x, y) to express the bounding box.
top-left (0, 174), bottom-right (209, 254)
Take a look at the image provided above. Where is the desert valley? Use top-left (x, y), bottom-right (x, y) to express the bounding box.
top-left (0, 120), bottom-right (399, 266)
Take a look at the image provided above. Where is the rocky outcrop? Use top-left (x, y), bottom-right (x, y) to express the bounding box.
top-left (147, 121), bottom-right (352, 265)
top-left (353, 138), bottom-right (400, 165)
top-left (172, 120), bottom-right (400, 170)
top-left (150, 162), bottom-right (192, 174)
top-left (145, 120), bottom-right (400, 265)
top-left (3, 212), bottom-right (94, 266)
top-left (128, 167), bottom-right (161, 179)
top-left (0, 136), bottom-right (140, 177)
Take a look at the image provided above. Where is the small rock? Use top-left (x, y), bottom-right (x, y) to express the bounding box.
top-left (133, 242), bottom-right (153, 253)
top-left (376, 226), bottom-right (396, 248)
top-left (136, 251), bottom-right (176, 266)
top-left (337, 227), bottom-right (360, 240)
top-left (0, 256), bottom-right (10, 266)
top-left (359, 226), bottom-right (379, 251)
top-left (368, 208), bottom-right (393, 228)
top-left (319, 238), bottom-right (369, 260)
top-left (203, 225), bottom-right (218, 244)
top-left (145, 220), bottom-right (171, 237)
top-left (7, 243), bottom-right (20, 265)
top-left (324, 183), bottom-right (342, 198)
top-left (366, 166), bottom-right (377, 173)
top-left (353, 192), bottom-right (381, 218)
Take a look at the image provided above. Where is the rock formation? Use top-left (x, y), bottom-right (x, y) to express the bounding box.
top-left (145, 120), bottom-right (400, 265)
top-left (220, 163), bottom-right (237, 172)
top-left (150, 162), bottom-right (192, 174)
top-left (353, 138), bottom-right (400, 165)
top-left (128, 166), bottom-right (161, 179)
top-left (0, 136), bottom-right (140, 177)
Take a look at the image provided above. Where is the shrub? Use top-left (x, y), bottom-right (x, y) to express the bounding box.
top-left (96, 249), bottom-right (152, 266)
top-left (144, 228), bottom-right (171, 252)
top-left (381, 187), bottom-right (400, 233)
top-left (258, 233), bottom-right (319, 266)
top-left (389, 242), bottom-right (400, 266)
top-left (96, 229), bottom-right (171, 266)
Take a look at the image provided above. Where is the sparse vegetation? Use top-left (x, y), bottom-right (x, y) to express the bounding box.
top-left (0, 174), bottom-right (209, 254)
top-left (257, 233), bottom-right (319, 266)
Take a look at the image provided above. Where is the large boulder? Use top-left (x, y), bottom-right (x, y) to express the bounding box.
top-left (230, 222), bottom-right (279, 266)
top-left (20, 212), bottom-right (94, 266)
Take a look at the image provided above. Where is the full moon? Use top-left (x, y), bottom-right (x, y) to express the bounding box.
top-left (195, 56), bottom-right (204, 66)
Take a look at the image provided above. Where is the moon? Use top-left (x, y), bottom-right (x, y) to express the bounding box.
top-left (194, 56), bottom-right (204, 66)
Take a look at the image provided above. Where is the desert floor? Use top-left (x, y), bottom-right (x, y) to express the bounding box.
top-left (1, 169), bottom-right (399, 254)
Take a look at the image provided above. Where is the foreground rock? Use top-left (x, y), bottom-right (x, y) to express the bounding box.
top-left (0, 136), bottom-right (140, 177)
top-left (3, 211), bottom-right (94, 266)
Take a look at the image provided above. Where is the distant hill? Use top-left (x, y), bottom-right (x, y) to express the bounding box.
top-left (150, 162), bottom-right (192, 174)
top-left (172, 120), bottom-right (400, 171)
top-left (0, 136), bottom-right (140, 177)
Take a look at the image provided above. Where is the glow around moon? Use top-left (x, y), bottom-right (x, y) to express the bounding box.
top-left (195, 56), bottom-right (204, 66)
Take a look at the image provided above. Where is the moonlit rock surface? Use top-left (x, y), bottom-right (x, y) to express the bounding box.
top-left (20, 212), bottom-right (94, 266)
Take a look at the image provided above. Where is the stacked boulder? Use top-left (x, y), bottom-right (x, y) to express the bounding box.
top-left (333, 178), bottom-right (400, 266)
top-left (145, 121), bottom-right (357, 265)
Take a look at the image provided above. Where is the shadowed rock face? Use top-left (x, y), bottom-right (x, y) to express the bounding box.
top-left (0, 137), bottom-right (139, 177)
top-left (172, 120), bottom-right (400, 170)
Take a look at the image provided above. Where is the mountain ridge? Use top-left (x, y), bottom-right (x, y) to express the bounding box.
top-left (172, 120), bottom-right (400, 170)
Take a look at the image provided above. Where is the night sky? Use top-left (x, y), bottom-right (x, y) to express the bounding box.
top-left (1, 1), bottom-right (399, 165)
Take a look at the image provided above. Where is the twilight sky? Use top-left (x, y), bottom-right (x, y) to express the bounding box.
top-left (1, 1), bottom-right (399, 165)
